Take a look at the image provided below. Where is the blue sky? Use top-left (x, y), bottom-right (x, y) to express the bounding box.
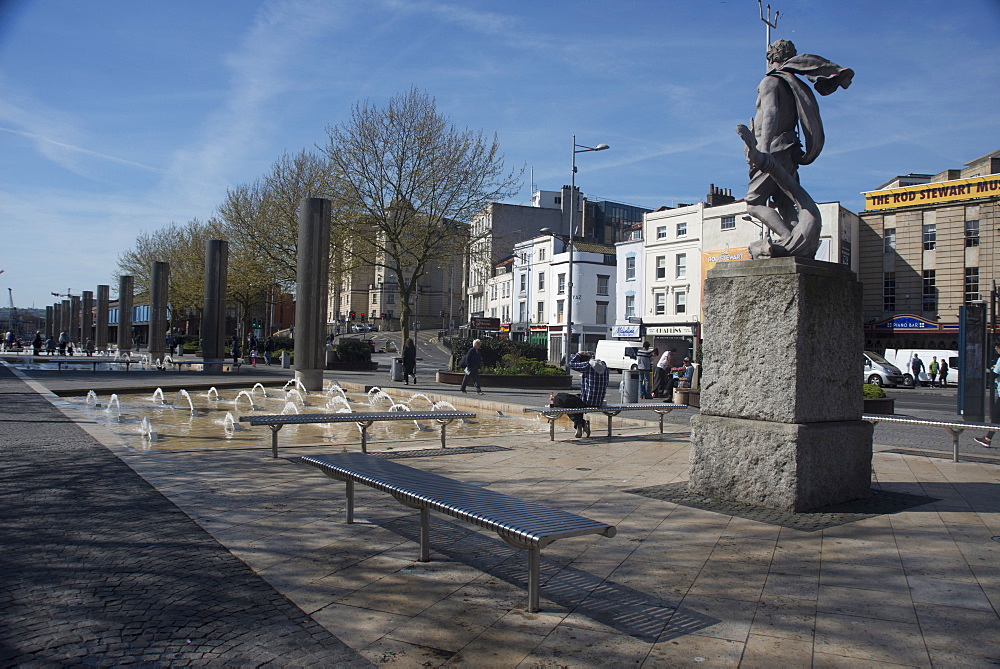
top-left (1, 0), bottom-right (998, 309)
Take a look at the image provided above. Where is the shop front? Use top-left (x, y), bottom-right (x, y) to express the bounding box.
top-left (864, 314), bottom-right (959, 353)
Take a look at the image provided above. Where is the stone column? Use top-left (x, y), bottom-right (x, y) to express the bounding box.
top-left (52, 303), bottom-right (60, 339)
top-left (82, 291), bottom-right (94, 352)
top-left (45, 306), bottom-right (54, 339)
top-left (148, 261), bottom-right (169, 362)
top-left (61, 300), bottom-right (71, 338)
top-left (70, 295), bottom-right (81, 347)
top-left (294, 198), bottom-right (331, 391)
top-left (688, 257), bottom-right (873, 512)
top-left (118, 275), bottom-right (134, 352)
top-left (96, 285), bottom-right (110, 351)
top-left (202, 240), bottom-right (229, 373)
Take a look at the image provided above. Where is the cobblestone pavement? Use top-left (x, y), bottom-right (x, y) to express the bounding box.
top-left (0, 366), bottom-right (369, 667)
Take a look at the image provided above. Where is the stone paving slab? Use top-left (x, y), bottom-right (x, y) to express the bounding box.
top-left (3, 360), bottom-right (1000, 666)
top-left (0, 366), bottom-right (369, 667)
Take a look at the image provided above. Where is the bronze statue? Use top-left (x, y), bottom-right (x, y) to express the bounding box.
top-left (743, 39), bottom-right (853, 259)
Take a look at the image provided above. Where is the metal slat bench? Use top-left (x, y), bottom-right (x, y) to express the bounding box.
top-left (51, 358), bottom-right (136, 372)
top-left (240, 410), bottom-right (476, 457)
top-left (524, 403), bottom-right (689, 440)
top-left (301, 452), bottom-right (617, 613)
top-left (862, 413), bottom-right (997, 463)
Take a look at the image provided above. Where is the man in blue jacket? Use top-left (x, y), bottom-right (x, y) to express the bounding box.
top-left (553, 350), bottom-right (610, 438)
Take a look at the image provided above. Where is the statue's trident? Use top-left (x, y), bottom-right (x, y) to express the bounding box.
top-left (758, 0), bottom-right (781, 65)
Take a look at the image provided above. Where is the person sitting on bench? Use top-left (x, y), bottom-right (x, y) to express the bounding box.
top-left (552, 351), bottom-right (610, 438)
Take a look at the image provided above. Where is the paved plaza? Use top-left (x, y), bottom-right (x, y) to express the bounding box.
top-left (1, 355), bottom-right (999, 667)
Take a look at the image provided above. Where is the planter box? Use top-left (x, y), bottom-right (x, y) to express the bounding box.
top-left (436, 371), bottom-right (573, 390)
top-left (863, 397), bottom-right (895, 415)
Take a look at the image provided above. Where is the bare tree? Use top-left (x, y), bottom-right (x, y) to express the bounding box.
top-left (322, 87), bottom-right (521, 341)
top-left (217, 149), bottom-right (337, 289)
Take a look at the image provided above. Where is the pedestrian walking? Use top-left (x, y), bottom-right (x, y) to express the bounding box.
top-left (938, 358), bottom-right (949, 387)
top-left (975, 343), bottom-right (1000, 448)
top-left (910, 354), bottom-right (925, 387)
top-left (928, 357), bottom-right (940, 388)
top-left (459, 339), bottom-right (483, 394)
top-left (263, 337), bottom-right (275, 366)
top-left (230, 336), bottom-right (241, 364)
top-left (402, 338), bottom-right (417, 384)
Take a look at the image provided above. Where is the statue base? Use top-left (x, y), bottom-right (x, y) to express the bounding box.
top-left (688, 257), bottom-right (872, 512)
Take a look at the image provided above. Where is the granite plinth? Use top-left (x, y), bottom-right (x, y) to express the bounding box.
top-left (688, 413), bottom-right (873, 512)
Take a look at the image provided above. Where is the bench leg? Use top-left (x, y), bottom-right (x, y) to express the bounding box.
top-left (419, 506), bottom-right (430, 562)
top-left (269, 424), bottom-right (283, 458)
top-left (946, 426), bottom-right (963, 463)
top-left (440, 423), bottom-right (447, 449)
top-left (607, 414), bottom-right (613, 437)
top-left (548, 416), bottom-right (556, 441)
top-left (527, 546), bottom-right (540, 613)
top-left (346, 480), bottom-right (355, 523)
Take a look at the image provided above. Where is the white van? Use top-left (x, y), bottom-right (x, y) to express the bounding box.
top-left (863, 351), bottom-right (906, 388)
top-left (883, 349), bottom-right (959, 386)
top-left (594, 339), bottom-right (641, 373)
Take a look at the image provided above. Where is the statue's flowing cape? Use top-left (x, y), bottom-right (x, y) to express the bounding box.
top-left (769, 54), bottom-right (854, 166)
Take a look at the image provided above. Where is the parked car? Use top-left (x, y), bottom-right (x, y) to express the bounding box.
top-left (863, 351), bottom-right (906, 388)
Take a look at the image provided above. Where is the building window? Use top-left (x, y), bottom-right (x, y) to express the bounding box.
top-left (654, 293), bottom-right (665, 315)
top-left (596, 275), bottom-right (609, 296)
top-left (556, 300), bottom-right (564, 323)
top-left (676, 222), bottom-right (687, 237)
top-left (923, 224), bottom-right (936, 250)
top-left (387, 293), bottom-right (395, 304)
top-left (538, 248), bottom-right (546, 261)
top-left (596, 302), bottom-right (608, 325)
top-left (965, 267), bottom-right (981, 304)
top-left (625, 256), bottom-right (636, 280)
top-left (537, 301), bottom-right (545, 323)
top-left (655, 256), bottom-right (666, 280)
top-left (557, 273), bottom-right (566, 294)
top-left (372, 293), bottom-right (377, 304)
top-left (656, 225), bottom-right (667, 239)
top-left (538, 272), bottom-right (545, 290)
top-left (675, 291), bottom-right (687, 315)
top-left (519, 274), bottom-right (527, 292)
top-left (625, 294), bottom-right (635, 318)
top-left (884, 228), bottom-right (896, 253)
top-left (922, 270), bottom-right (936, 312)
top-left (721, 215), bottom-right (736, 231)
top-left (675, 253), bottom-right (687, 279)
top-left (966, 219), bottom-right (980, 247)
top-left (883, 272), bottom-right (895, 312)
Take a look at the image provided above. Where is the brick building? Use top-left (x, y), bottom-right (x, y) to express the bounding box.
top-left (860, 150), bottom-right (1000, 351)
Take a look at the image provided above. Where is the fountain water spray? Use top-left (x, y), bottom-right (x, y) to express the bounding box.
top-left (280, 402), bottom-right (300, 415)
top-left (176, 389), bottom-right (195, 415)
top-left (252, 383), bottom-right (268, 398)
top-left (206, 387), bottom-right (219, 401)
top-left (105, 394), bottom-right (121, 421)
top-left (151, 388), bottom-right (166, 405)
top-left (234, 390), bottom-right (257, 411)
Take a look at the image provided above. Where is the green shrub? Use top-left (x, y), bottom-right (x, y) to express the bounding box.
top-left (863, 383), bottom-right (887, 399)
top-left (337, 338), bottom-right (373, 362)
top-left (482, 360), bottom-right (565, 376)
top-left (452, 337), bottom-right (546, 369)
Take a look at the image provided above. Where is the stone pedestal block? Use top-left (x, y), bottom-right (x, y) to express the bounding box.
top-left (700, 257), bottom-right (862, 424)
top-left (689, 257), bottom-right (873, 511)
top-left (689, 414), bottom-right (873, 512)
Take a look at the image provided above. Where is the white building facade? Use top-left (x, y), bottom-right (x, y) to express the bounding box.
top-left (612, 197), bottom-right (860, 359)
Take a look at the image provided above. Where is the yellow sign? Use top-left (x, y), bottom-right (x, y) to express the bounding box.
top-left (700, 248), bottom-right (751, 320)
top-left (863, 174), bottom-right (1000, 211)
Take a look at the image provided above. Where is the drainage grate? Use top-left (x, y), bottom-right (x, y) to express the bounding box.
top-left (625, 482), bottom-right (940, 532)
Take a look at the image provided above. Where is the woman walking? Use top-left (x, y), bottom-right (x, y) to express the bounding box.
top-left (402, 338), bottom-right (417, 384)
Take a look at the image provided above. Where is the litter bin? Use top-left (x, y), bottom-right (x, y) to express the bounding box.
top-left (620, 369), bottom-right (640, 403)
top-left (174, 345), bottom-right (183, 357)
top-left (390, 356), bottom-right (404, 382)
top-left (280, 351), bottom-right (291, 369)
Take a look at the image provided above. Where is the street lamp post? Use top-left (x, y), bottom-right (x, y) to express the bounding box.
top-left (551, 136), bottom-right (609, 362)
